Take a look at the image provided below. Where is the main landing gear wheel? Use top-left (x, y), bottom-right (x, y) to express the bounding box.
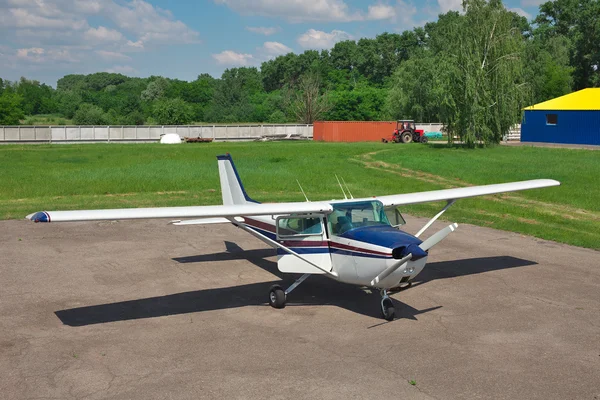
top-left (381, 298), bottom-right (395, 321)
top-left (269, 284), bottom-right (286, 309)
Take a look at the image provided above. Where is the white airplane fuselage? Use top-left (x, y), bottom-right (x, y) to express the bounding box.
top-left (240, 211), bottom-right (428, 290)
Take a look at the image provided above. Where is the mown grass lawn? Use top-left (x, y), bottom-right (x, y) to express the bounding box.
top-left (1, 142), bottom-right (598, 249)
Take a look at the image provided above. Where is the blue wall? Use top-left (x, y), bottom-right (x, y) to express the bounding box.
top-left (521, 110), bottom-right (600, 145)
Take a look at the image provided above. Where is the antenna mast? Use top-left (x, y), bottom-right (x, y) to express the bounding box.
top-left (296, 179), bottom-right (310, 202)
top-left (335, 175), bottom-right (348, 200)
top-left (341, 177), bottom-right (354, 199)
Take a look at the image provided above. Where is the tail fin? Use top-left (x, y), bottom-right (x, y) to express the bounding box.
top-left (217, 154), bottom-right (259, 205)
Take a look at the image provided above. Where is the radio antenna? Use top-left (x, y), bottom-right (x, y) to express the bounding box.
top-left (341, 177), bottom-right (354, 199)
top-left (296, 179), bottom-right (310, 202)
top-left (335, 175), bottom-right (348, 199)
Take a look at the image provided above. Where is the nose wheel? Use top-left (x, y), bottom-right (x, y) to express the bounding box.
top-left (380, 289), bottom-right (395, 321)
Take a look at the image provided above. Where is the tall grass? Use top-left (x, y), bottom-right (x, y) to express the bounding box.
top-left (1, 142), bottom-right (598, 249)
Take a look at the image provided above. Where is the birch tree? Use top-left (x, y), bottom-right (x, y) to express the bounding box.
top-left (441, 0), bottom-right (528, 146)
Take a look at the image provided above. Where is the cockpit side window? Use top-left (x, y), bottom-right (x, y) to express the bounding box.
top-left (277, 216), bottom-right (323, 238)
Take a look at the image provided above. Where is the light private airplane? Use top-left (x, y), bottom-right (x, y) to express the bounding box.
top-left (28, 154), bottom-right (560, 320)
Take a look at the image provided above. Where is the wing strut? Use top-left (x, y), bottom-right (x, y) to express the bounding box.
top-left (228, 218), bottom-right (338, 278)
top-left (415, 199), bottom-right (456, 238)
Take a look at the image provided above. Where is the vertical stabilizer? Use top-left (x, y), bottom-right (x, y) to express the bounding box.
top-left (216, 154), bottom-right (258, 205)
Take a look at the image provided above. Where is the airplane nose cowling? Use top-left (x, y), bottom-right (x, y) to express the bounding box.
top-left (392, 243), bottom-right (427, 260)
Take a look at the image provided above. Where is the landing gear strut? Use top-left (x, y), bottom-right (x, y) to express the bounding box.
top-left (268, 274), bottom-right (310, 309)
top-left (380, 289), bottom-right (395, 321)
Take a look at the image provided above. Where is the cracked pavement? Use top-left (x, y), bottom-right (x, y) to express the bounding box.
top-left (1, 216), bottom-right (599, 399)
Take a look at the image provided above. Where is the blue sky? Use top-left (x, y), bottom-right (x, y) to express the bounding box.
top-left (0, 0), bottom-right (545, 86)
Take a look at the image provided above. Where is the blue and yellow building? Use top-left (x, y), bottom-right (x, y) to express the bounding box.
top-left (521, 88), bottom-right (600, 145)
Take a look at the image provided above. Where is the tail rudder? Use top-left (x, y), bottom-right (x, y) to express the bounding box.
top-left (217, 154), bottom-right (258, 205)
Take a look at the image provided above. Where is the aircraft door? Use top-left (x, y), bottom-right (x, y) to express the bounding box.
top-left (275, 215), bottom-right (332, 274)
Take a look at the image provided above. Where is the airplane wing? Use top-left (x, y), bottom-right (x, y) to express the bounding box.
top-left (375, 179), bottom-right (560, 207)
top-left (26, 202), bottom-right (332, 223)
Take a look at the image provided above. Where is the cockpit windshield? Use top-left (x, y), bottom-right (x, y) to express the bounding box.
top-left (329, 200), bottom-right (390, 235)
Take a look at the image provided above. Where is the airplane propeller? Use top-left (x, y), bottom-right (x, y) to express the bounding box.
top-left (419, 222), bottom-right (458, 251)
top-left (370, 222), bottom-right (458, 287)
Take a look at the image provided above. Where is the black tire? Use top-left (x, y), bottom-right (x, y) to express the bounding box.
top-left (401, 132), bottom-right (412, 144)
top-left (269, 285), bottom-right (286, 309)
top-left (381, 298), bottom-right (395, 321)
top-left (421, 136), bottom-right (428, 143)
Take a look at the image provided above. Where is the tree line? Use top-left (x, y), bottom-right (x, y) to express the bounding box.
top-left (0, 0), bottom-right (597, 145)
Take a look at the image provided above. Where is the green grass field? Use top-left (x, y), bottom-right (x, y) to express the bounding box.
top-left (1, 142), bottom-right (598, 249)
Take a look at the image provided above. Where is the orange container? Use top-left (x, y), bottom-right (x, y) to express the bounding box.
top-left (313, 121), bottom-right (396, 142)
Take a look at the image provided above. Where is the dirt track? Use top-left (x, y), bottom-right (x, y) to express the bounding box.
top-left (1, 217), bottom-right (599, 399)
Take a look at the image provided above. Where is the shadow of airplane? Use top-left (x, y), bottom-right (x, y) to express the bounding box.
top-left (55, 241), bottom-right (537, 326)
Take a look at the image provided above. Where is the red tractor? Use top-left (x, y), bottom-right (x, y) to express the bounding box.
top-left (382, 120), bottom-right (427, 144)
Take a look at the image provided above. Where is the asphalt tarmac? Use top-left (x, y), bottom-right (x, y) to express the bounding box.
top-left (1, 217), bottom-right (599, 399)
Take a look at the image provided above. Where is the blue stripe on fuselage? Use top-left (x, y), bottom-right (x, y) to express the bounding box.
top-left (276, 248), bottom-right (331, 255)
top-left (329, 247), bottom-right (392, 259)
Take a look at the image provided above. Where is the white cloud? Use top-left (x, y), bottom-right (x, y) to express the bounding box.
top-left (509, 7), bottom-right (531, 19)
top-left (297, 29), bottom-right (353, 50)
top-left (16, 47), bottom-right (45, 61)
top-left (16, 47), bottom-right (79, 63)
top-left (212, 50), bottom-right (255, 66)
top-left (1, 0), bottom-right (200, 49)
top-left (73, 0), bottom-right (103, 14)
top-left (0, 0), bottom-right (200, 82)
top-left (246, 26), bottom-right (279, 35)
top-left (212, 41), bottom-right (293, 67)
top-left (367, 3), bottom-right (396, 20)
top-left (520, 0), bottom-right (545, 6)
top-left (215, 0), bottom-right (363, 22)
top-left (394, 0), bottom-right (418, 28)
top-left (96, 50), bottom-right (132, 61)
top-left (261, 41), bottom-right (292, 56)
top-left (105, 65), bottom-right (137, 74)
top-left (106, 0), bottom-right (200, 46)
top-left (0, 6), bottom-right (88, 30)
top-left (126, 40), bottom-right (144, 50)
top-left (84, 26), bottom-right (123, 42)
top-left (438, 0), bottom-right (462, 13)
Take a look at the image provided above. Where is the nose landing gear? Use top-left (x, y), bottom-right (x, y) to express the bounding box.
top-left (380, 289), bottom-right (395, 321)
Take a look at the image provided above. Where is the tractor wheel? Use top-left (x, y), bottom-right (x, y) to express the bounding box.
top-left (401, 132), bottom-right (412, 143)
top-left (421, 136), bottom-right (428, 144)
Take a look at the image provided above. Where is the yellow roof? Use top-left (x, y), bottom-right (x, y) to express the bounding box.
top-left (524, 88), bottom-right (600, 110)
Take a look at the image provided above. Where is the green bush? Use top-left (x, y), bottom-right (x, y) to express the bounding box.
top-left (152, 98), bottom-right (193, 125)
top-left (73, 103), bottom-right (108, 125)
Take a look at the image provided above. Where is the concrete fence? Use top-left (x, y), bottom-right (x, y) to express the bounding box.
top-left (0, 124), bottom-right (313, 143)
top-left (0, 123), bottom-right (521, 143)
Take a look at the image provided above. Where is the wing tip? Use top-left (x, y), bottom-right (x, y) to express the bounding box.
top-left (27, 211), bottom-right (50, 223)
